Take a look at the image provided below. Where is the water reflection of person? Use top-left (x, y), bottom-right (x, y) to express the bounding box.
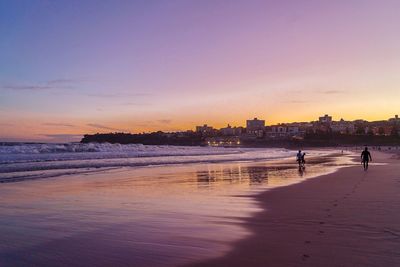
top-left (298, 165), bottom-right (305, 177)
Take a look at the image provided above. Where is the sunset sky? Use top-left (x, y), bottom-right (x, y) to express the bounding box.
top-left (1, 0), bottom-right (400, 142)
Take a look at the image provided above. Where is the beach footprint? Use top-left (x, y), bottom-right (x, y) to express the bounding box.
top-left (302, 254), bottom-right (311, 261)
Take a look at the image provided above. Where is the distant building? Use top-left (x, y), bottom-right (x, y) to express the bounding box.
top-left (246, 118), bottom-right (265, 135)
top-left (331, 119), bottom-right (355, 134)
top-left (271, 125), bottom-right (287, 134)
top-left (287, 126), bottom-right (299, 134)
top-left (220, 125), bottom-right (244, 136)
top-left (266, 124), bottom-right (301, 139)
top-left (246, 118), bottom-right (265, 137)
top-left (220, 124), bottom-right (235, 136)
top-left (233, 126), bottom-right (244, 136)
top-left (370, 125), bottom-right (393, 136)
top-left (319, 114), bottom-right (332, 124)
top-left (353, 119), bottom-right (367, 124)
top-left (389, 115), bottom-right (400, 124)
top-left (195, 124), bottom-right (215, 136)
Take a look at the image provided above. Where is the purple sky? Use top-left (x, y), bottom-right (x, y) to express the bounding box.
top-left (1, 0), bottom-right (400, 142)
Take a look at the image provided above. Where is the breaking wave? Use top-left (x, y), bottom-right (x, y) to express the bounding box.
top-left (0, 143), bottom-right (301, 182)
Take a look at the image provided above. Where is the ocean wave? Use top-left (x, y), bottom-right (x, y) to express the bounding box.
top-left (0, 143), bottom-right (249, 164)
top-left (0, 143), bottom-right (240, 154)
top-left (0, 144), bottom-right (299, 182)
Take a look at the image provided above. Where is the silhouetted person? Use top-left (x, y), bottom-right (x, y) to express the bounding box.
top-left (361, 147), bottom-right (372, 170)
top-left (296, 150), bottom-right (303, 168)
top-left (296, 150), bottom-right (306, 170)
top-left (301, 152), bottom-right (306, 165)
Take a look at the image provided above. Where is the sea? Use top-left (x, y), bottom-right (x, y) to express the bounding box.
top-left (0, 142), bottom-right (317, 182)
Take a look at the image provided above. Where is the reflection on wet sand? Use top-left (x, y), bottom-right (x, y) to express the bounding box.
top-left (196, 166), bottom-right (269, 186)
top-left (194, 154), bottom-right (344, 189)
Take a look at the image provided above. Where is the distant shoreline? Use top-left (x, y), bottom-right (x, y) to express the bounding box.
top-left (2, 140), bottom-right (400, 150)
top-left (80, 131), bottom-right (400, 148)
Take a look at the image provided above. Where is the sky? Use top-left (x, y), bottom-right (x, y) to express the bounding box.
top-left (1, 0), bottom-right (400, 142)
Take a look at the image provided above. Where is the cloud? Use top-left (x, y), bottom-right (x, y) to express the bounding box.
top-left (135, 124), bottom-right (150, 128)
top-left (157, 119), bottom-right (172, 124)
top-left (2, 85), bottom-right (53, 90)
top-left (317, 90), bottom-right (345, 94)
top-left (282, 100), bottom-right (310, 104)
top-left (88, 92), bottom-right (152, 98)
top-left (286, 89), bottom-right (303, 94)
top-left (0, 122), bottom-right (14, 126)
top-left (42, 123), bottom-right (76, 128)
top-left (121, 102), bottom-right (151, 106)
top-left (46, 78), bottom-right (88, 85)
top-left (135, 121), bottom-right (153, 128)
top-left (87, 93), bottom-right (120, 98)
top-left (1, 78), bottom-right (87, 91)
top-left (134, 120), bottom-right (171, 127)
top-left (41, 134), bottom-right (83, 138)
top-left (87, 123), bottom-right (127, 132)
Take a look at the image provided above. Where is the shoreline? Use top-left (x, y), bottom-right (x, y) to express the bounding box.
top-left (186, 151), bottom-right (400, 266)
top-left (0, 148), bottom-right (343, 183)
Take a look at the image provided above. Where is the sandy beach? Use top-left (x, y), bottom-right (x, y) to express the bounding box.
top-left (188, 151), bottom-right (400, 267)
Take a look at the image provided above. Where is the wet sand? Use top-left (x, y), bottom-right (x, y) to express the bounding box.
top-left (188, 151), bottom-right (400, 267)
top-left (0, 152), bottom-right (350, 266)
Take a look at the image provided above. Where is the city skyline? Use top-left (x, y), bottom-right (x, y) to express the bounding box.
top-left (1, 1), bottom-right (400, 142)
top-left (2, 113), bottom-right (399, 143)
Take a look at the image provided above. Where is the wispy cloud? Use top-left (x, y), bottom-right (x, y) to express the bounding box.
top-left (135, 121), bottom-right (153, 128)
top-left (316, 90), bottom-right (345, 94)
top-left (46, 78), bottom-right (89, 85)
top-left (88, 92), bottom-right (152, 98)
top-left (1, 78), bottom-right (87, 91)
top-left (42, 122), bottom-right (76, 128)
top-left (87, 93), bottom-right (120, 98)
top-left (2, 85), bottom-right (53, 90)
top-left (0, 122), bottom-right (14, 127)
top-left (87, 123), bottom-right (127, 132)
top-left (135, 124), bottom-right (150, 128)
top-left (121, 102), bottom-right (151, 106)
top-left (282, 100), bottom-right (310, 104)
top-left (41, 134), bottom-right (83, 138)
top-left (135, 119), bottom-right (171, 127)
top-left (157, 119), bottom-right (172, 124)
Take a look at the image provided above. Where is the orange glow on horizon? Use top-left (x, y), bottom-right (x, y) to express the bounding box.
top-left (1, 110), bottom-right (398, 142)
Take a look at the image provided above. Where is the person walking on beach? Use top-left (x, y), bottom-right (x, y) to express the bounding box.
top-left (301, 152), bottom-right (306, 166)
top-left (296, 150), bottom-right (304, 169)
top-left (361, 147), bottom-right (372, 170)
